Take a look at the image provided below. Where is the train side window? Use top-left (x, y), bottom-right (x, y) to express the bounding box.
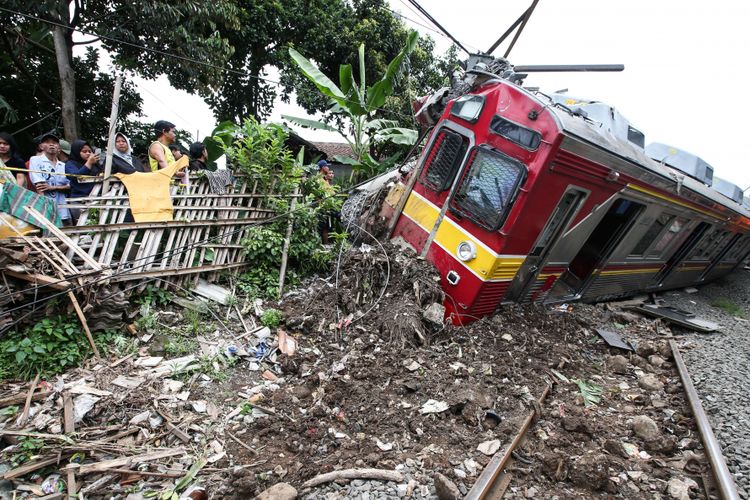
top-left (689, 228), bottom-right (716, 260)
top-left (649, 217), bottom-right (689, 256)
top-left (420, 129), bottom-right (468, 192)
top-left (725, 236), bottom-right (749, 261)
top-left (629, 213), bottom-right (673, 256)
top-left (704, 230), bottom-right (730, 259)
top-left (450, 146), bottom-right (526, 231)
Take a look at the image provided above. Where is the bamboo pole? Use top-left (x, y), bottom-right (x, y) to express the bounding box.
top-left (102, 74), bottom-right (122, 195)
top-left (278, 185), bottom-right (299, 297)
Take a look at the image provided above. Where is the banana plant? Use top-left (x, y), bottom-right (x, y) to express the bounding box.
top-left (284, 31), bottom-right (419, 178)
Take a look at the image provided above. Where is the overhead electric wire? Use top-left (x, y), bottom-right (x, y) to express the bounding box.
top-left (404, 0), bottom-right (471, 55)
top-left (387, 2), bottom-right (481, 53)
top-left (11, 109), bottom-right (61, 136)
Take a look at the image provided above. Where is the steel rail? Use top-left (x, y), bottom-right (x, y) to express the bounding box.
top-left (670, 340), bottom-right (740, 500)
top-left (465, 384), bottom-right (551, 500)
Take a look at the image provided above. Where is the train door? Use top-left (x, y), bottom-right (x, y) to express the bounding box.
top-left (505, 187), bottom-right (587, 301)
top-left (553, 198), bottom-right (644, 298)
top-left (650, 221), bottom-right (710, 286)
top-left (699, 233), bottom-right (741, 281)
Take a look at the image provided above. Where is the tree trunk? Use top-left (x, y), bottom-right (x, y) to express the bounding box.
top-left (52, 24), bottom-right (78, 140)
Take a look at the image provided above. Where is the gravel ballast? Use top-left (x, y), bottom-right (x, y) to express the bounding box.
top-left (663, 270), bottom-right (750, 499)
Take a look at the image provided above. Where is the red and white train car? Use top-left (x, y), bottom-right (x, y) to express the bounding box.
top-left (387, 70), bottom-right (750, 324)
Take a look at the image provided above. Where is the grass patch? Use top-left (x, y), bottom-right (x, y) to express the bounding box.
top-left (711, 297), bottom-right (744, 317)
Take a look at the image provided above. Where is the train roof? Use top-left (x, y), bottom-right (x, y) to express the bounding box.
top-left (531, 90), bottom-right (750, 221)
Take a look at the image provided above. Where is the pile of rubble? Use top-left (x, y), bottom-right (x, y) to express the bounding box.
top-left (0, 242), bottom-right (729, 499)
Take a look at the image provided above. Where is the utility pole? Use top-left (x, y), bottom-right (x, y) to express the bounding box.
top-left (102, 74), bottom-right (123, 195)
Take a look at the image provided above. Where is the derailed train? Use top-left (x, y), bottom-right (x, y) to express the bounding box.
top-left (377, 57), bottom-right (750, 324)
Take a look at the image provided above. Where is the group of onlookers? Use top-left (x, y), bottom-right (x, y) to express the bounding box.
top-left (0, 120), bottom-right (215, 225)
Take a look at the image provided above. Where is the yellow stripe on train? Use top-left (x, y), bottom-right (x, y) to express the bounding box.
top-left (598, 268), bottom-right (660, 276)
top-left (401, 192), bottom-right (524, 281)
top-left (402, 192), bottom-right (441, 231)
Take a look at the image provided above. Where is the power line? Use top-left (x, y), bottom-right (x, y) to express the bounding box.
top-left (11, 109), bottom-right (60, 136)
top-left (404, 0), bottom-right (471, 55)
top-left (389, 2), bottom-right (480, 53)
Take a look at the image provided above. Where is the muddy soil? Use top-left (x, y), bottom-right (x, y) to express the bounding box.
top-left (208, 244), bottom-right (715, 499)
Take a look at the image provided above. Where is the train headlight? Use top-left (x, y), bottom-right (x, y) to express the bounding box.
top-left (457, 241), bottom-right (477, 262)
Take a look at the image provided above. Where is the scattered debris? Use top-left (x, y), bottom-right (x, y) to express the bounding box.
top-left (419, 399), bottom-right (449, 414)
top-left (595, 328), bottom-right (634, 351)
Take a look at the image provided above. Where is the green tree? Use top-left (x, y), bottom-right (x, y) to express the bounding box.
top-left (0, 18), bottom-right (142, 154)
top-left (0, 0), bottom-right (238, 140)
top-left (284, 31), bottom-right (420, 178)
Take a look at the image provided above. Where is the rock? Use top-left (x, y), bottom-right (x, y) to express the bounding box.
top-left (477, 439), bottom-right (502, 456)
top-left (632, 415), bottom-right (661, 441)
top-left (603, 439), bottom-right (629, 458)
top-left (635, 342), bottom-right (656, 358)
top-left (638, 373), bottom-right (664, 392)
top-left (525, 486), bottom-right (539, 498)
top-left (612, 311), bottom-right (640, 324)
top-left (562, 416), bottom-right (591, 434)
top-left (569, 453), bottom-right (609, 491)
top-left (422, 303), bottom-right (446, 326)
top-left (254, 482), bottom-right (297, 500)
top-left (608, 355), bottom-right (629, 374)
top-left (667, 477), bottom-right (697, 500)
top-left (434, 473), bottom-right (461, 500)
top-left (648, 355), bottom-right (666, 368)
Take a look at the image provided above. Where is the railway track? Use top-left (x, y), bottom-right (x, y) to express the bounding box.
top-left (465, 342), bottom-right (741, 500)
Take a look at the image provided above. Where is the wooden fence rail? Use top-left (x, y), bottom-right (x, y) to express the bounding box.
top-left (4, 171), bottom-right (289, 292)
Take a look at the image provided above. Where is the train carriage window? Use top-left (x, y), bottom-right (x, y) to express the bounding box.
top-left (629, 213), bottom-right (673, 256)
top-left (650, 217), bottom-right (689, 256)
top-left (450, 146), bottom-right (526, 231)
top-left (420, 129), bottom-right (468, 192)
top-left (489, 116), bottom-right (542, 150)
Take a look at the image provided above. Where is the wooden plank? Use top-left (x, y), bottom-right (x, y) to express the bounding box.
top-left (63, 392), bottom-right (75, 434)
top-left (24, 206), bottom-right (102, 270)
top-left (16, 374), bottom-right (39, 427)
top-left (59, 215), bottom-right (273, 234)
top-left (66, 183), bottom-right (101, 260)
top-left (109, 262), bottom-right (249, 281)
top-left (67, 290), bottom-right (102, 361)
top-left (0, 390), bottom-right (52, 407)
top-left (63, 448), bottom-right (185, 475)
top-left (1, 454), bottom-right (70, 480)
top-left (3, 270), bottom-right (71, 290)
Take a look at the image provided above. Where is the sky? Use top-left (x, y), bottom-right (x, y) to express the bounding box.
top-left (131, 1), bottom-right (750, 189)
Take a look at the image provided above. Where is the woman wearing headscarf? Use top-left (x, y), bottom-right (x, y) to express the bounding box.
top-left (111, 132), bottom-right (146, 175)
top-left (65, 139), bottom-right (102, 198)
top-left (0, 132), bottom-right (27, 187)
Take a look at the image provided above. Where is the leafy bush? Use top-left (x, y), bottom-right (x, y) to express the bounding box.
top-left (228, 118), bottom-right (344, 299)
top-left (0, 316), bottom-right (131, 379)
top-left (260, 308), bottom-right (283, 329)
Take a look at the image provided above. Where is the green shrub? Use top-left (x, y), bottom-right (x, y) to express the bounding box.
top-left (260, 308), bottom-right (283, 329)
top-left (229, 118), bottom-right (344, 300)
top-left (711, 298), bottom-right (744, 317)
top-left (0, 316), bottom-right (132, 379)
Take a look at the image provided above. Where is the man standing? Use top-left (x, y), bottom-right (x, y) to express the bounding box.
top-left (148, 120), bottom-right (186, 184)
top-left (188, 142), bottom-right (216, 172)
top-left (29, 132), bottom-right (71, 224)
top-left (148, 120), bottom-right (177, 172)
top-left (58, 140), bottom-right (72, 163)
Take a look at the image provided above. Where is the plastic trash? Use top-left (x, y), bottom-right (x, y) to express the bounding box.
top-left (41, 474), bottom-right (65, 494)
